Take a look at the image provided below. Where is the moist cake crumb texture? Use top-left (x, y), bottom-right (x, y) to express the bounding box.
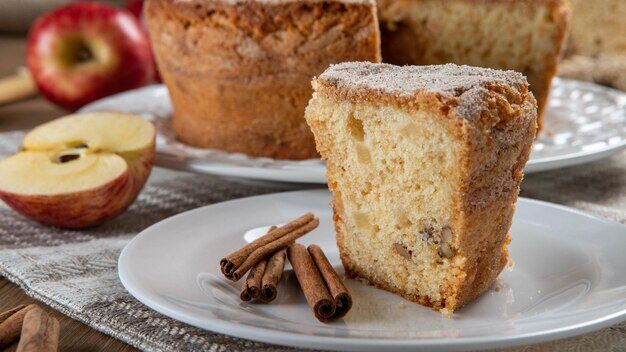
top-left (305, 62), bottom-right (537, 314)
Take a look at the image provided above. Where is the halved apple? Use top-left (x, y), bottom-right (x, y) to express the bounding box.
top-left (0, 112), bottom-right (155, 228)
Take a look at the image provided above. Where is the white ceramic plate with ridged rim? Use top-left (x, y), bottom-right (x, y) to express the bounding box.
top-left (83, 78), bottom-right (626, 183)
top-left (118, 189), bottom-right (626, 352)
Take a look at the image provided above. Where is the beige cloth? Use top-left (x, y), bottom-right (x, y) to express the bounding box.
top-left (0, 129), bottom-right (624, 351)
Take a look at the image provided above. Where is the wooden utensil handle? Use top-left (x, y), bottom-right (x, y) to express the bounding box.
top-left (0, 70), bottom-right (38, 106)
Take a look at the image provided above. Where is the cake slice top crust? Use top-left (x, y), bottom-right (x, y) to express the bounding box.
top-left (315, 62), bottom-right (531, 123)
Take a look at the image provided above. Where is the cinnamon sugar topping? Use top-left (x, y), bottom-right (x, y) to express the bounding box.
top-left (317, 62), bottom-right (529, 121)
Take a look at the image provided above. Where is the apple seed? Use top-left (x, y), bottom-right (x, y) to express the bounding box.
top-left (58, 154), bottom-right (81, 163)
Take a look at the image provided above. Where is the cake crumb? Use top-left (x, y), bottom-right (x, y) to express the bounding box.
top-left (397, 301), bottom-right (406, 309)
top-left (507, 259), bottom-right (516, 271)
top-left (494, 281), bottom-right (502, 292)
top-left (440, 308), bottom-right (453, 318)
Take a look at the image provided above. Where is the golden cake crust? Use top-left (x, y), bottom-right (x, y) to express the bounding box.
top-left (145, 0), bottom-right (381, 159)
top-left (308, 62), bottom-right (537, 312)
top-left (376, 0), bottom-right (570, 130)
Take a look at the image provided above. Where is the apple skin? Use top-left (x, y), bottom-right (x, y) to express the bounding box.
top-left (125, 0), bottom-right (144, 18)
top-left (27, 2), bottom-right (155, 110)
top-left (0, 144), bottom-right (155, 229)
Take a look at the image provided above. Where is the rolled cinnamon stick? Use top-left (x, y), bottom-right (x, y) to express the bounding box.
top-left (240, 259), bottom-right (267, 301)
top-left (231, 218), bottom-right (319, 281)
top-left (0, 304), bottom-right (38, 348)
top-left (287, 244), bottom-right (335, 322)
top-left (220, 213), bottom-right (314, 278)
top-left (308, 245), bottom-right (353, 319)
top-left (259, 248), bottom-right (287, 303)
top-left (41, 317), bottom-right (60, 352)
top-left (16, 307), bottom-right (60, 352)
top-left (0, 70), bottom-right (38, 107)
top-left (0, 305), bottom-right (26, 324)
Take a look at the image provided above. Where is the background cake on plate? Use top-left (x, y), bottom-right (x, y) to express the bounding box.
top-left (565, 0), bottom-right (626, 57)
top-left (144, 0), bottom-right (381, 160)
top-left (305, 62), bottom-right (537, 314)
top-left (376, 0), bottom-right (570, 129)
top-left (558, 0), bottom-right (626, 92)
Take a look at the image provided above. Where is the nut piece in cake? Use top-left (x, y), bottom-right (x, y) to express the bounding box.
top-left (377, 0), bottom-right (570, 129)
top-left (144, 0), bottom-right (381, 160)
top-left (305, 62), bottom-right (537, 314)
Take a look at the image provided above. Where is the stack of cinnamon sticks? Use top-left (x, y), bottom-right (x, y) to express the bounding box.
top-left (220, 213), bottom-right (319, 281)
top-left (221, 213), bottom-right (319, 303)
top-left (0, 304), bottom-right (60, 351)
top-left (219, 212), bottom-right (353, 322)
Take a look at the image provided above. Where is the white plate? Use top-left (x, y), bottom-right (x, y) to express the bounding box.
top-left (119, 190), bottom-right (626, 352)
top-left (83, 78), bottom-right (626, 183)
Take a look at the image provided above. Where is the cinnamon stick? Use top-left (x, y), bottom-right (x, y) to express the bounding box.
top-left (308, 245), bottom-right (353, 319)
top-left (220, 213), bottom-right (315, 278)
top-left (16, 307), bottom-right (60, 352)
top-left (0, 70), bottom-right (38, 106)
top-left (259, 248), bottom-right (287, 303)
top-left (0, 305), bottom-right (26, 324)
top-left (0, 304), bottom-right (38, 348)
top-left (287, 244), bottom-right (335, 322)
top-left (240, 259), bottom-right (267, 301)
top-left (230, 218), bottom-right (319, 281)
top-left (42, 317), bottom-right (60, 352)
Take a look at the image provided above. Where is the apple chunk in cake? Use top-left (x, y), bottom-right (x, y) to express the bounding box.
top-left (305, 62), bottom-right (537, 314)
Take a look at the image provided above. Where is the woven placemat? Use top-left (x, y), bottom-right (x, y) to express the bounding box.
top-left (0, 130), bottom-right (624, 352)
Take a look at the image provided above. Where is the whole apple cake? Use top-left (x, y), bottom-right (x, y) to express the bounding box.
top-left (305, 62), bottom-right (537, 314)
top-left (376, 0), bottom-right (570, 129)
top-left (144, 0), bottom-right (381, 160)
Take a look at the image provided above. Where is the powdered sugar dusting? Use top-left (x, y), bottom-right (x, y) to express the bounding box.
top-left (318, 62), bottom-right (528, 120)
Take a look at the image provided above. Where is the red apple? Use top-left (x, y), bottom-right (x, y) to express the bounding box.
top-left (125, 0), bottom-right (144, 19)
top-left (0, 112), bottom-right (156, 229)
top-left (26, 2), bottom-right (155, 110)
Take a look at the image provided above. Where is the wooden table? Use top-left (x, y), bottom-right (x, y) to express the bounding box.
top-left (0, 35), bottom-right (138, 352)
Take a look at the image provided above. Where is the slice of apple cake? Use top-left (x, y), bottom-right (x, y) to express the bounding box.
top-left (305, 62), bottom-right (537, 314)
